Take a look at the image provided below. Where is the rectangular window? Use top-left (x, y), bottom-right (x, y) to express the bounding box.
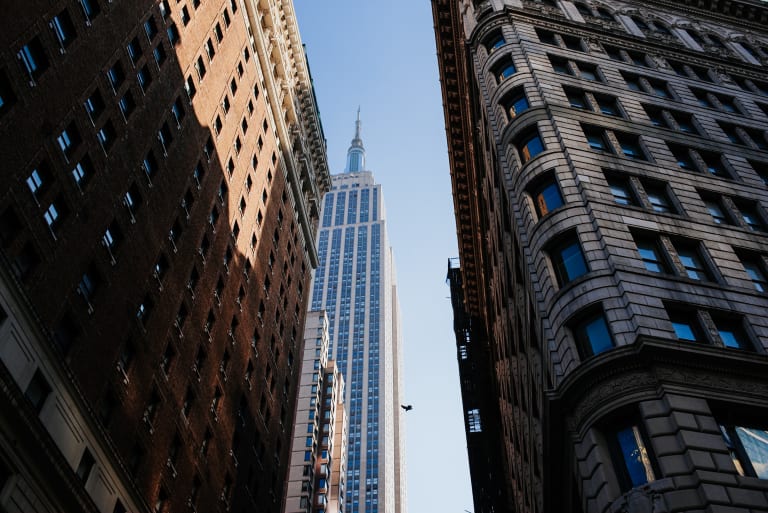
top-left (740, 255), bottom-right (767, 292)
top-left (607, 176), bottom-right (637, 206)
top-left (503, 88), bottom-right (529, 120)
top-left (713, 317), bottom-right (753, 350)
top-left (19, 36), bottom-right (49, 80)
top-left (720, 423), bottom-right (768, 479)
top-left (518, 131), bottom-right (545, 163)
top-left (25, 369), bottom-right (51, 413)
top-left (635, 236), bottom-right (669, 273)
top-left (573, 310), bottom-right (614, 357)
top-left (674, 242), bottom-right (712, 281)
top-left (550, 234), bottom-right (588, 286)
top-left (609, 422), bottom-right (656, 491)
top-left (0, 68), bottom-right (17, 117)
top-left (107, 61), bottom-right (125, 92)
top-left (51, 10), bottom-right (77, 48)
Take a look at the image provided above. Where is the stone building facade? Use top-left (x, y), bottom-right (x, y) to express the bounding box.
top-left (433, 1), bottom-right (768, 512)
top-left (0, 1), bottom-right (329, 512)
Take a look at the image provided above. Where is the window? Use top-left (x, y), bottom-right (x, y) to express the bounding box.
top-left (643, 105), bottom-right (699, 134)
top-left (675, 241), bottom-right (712, 281)
top-left (594, 94), bottom-right (621, 116)
top-left (492, 58), bottom-right (516, 83)
top-left (185, 76), bottom-right (196, 101)
top-left (195, 56), bottom-right (206, 80)
top-left (25, 369), bottom-right (51, 413)
top-left (0, 68), bottom-right (17, 117)
top-left (76, 448), bottom-right (95, 482)
top-left (152, 44), bottom-right (166, 67)
top-left (720, 423), bottom-right (768, 479)
top-left (582, 125), bottom-right (646, 160)
top-left (691, 88), bottom-right (740, 114)
top-left (97, 120), bottom-right (116, 151)
top-left (172, 98), bottom-right (185, 126)
top-left (144, 17), bottom-right (158, 41)
top-left (502, 88), bottom-right (529, 121)
top-left (57, 121), bottom-right (81, 160)
top-left (137, 65), bottom-right (152, 92)
top-left (608, 421), bottom-right (656, 491)
top-left (126, 37), bottom-right (142, 65)
top-left (604, 45), bottom-right (651, 67)
top-left (572, 308), bottom-right (614, 357)
top-left (484, 31), bottom-right (505, 53)
top-left (78, 265), bottom-right (100, 302)
top-left (668, 308), bottom-right (704, 342)
top-left (739, 254), bottom-right (768, 292)
top-left (137, 296), bottom-right (153, 325)
top-left (215, 23), bottom-right (224, 42)
top-left (565, 87), bottom-right (621, 116)
top-left (84, 89), bottom-right (105, 121)
top-left (607, 175), bottom-right (638, 206)
top-left (19, 36), bottom-right (49, 81)
top-left (517, 130), bottom-right (545, 163)
top-left (529, 173), bottom-right (564, 217)
top-left (44, 198), bottom-right (66, 234)
top-left (26, 162), bottom-right (52, 200)
top-left (667, 59), bottom-right (713, 82)
top-left (714, 317), bottom-right (753, 350)
top-left (79, 0), bottom-right (101, 21)
top-left (118, 91), bottom-right (135, 118)
top-left (736, 202), bottom-right (767, 232)
top-left (719, 123), bottom-right (768, 150)
top-left (621, 72), bottom-right (672, 98)
top-left (667, 144), bottom-right (730, 178)
top-left (549, 232), bottom-right (588, 286)
top-left (644, 183), bottom-right (675, 213)
top-left (107, 61), bottom-right (125, 91)
top-left (634, 235), bottom-right (670, 273)
top-left (51, 10), bottom-right (77, 48)
top-left (583, 125), bottom-right (608, 151)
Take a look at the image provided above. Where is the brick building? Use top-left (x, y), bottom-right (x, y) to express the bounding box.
top-left (0, 0), bottom-right (329, 512)
top-left (433, 1), bottom-right (768, 511)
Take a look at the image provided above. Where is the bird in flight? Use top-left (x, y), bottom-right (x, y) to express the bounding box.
top-left (400, 404), bottom-right (413, 412)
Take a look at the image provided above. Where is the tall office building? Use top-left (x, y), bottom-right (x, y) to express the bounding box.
top-left (310, 115), bottom-right (406, 513)
top-left (433, 1), bottom-right (768, 512)
top-left (0, 1), bottom-right (329, 512)
top-left (285, 310), bottom-right (348, 513)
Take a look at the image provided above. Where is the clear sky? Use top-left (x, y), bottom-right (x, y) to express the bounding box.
top-left (293, 2), bottom-right (474, 512)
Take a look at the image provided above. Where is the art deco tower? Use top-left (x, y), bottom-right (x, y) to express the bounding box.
top-left (433, 1), bottom-right (768, 512)
top-left (309, 114), bottom-right (406, 513)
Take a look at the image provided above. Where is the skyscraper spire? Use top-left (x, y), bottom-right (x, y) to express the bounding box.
top-left (345, 108), bottom-right (366, 172)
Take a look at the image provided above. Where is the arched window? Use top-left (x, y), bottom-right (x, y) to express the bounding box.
top-left (632, 16), bottom-right (649, 32)
top-left (686, 28), bottom-right (707, 48)
top-left (651, 21), bottom-right (672, 36)
top-left (574, 2), bottom-right (592, 18)
top-left (741, 42), bottom-right (761, 61)
top-left (596, 7), bottom-right (615, 21)
top-left (708, 34), bottom-right (728, 50)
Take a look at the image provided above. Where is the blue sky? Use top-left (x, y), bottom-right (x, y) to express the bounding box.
top-left (293, 2), bottom-right (473, 512)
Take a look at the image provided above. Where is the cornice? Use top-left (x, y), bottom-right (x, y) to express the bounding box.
top-left (548, 337), bottom-right (768, 435)
top-left (432, 0), bottom-right (486, 318)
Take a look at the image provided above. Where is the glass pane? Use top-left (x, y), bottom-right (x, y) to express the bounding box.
top-left (559, 242), bottom-right (587, 281)
top-left (616, 426), bottom-right (654, 487)
top-left (584, 316), bottom-right (612, 354)
top-left (536, 183), bottom-right (563, 215)
top-left (638, 246), bottom-right (663, 272)
top-left (672, 321), bottom-right (698, 341)
top-left (609, 182), bottom-right (633, 205)
top-left (735, 427), bottom-right (768, 479)
top-left (718, 327), bottom-right (749, 350)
